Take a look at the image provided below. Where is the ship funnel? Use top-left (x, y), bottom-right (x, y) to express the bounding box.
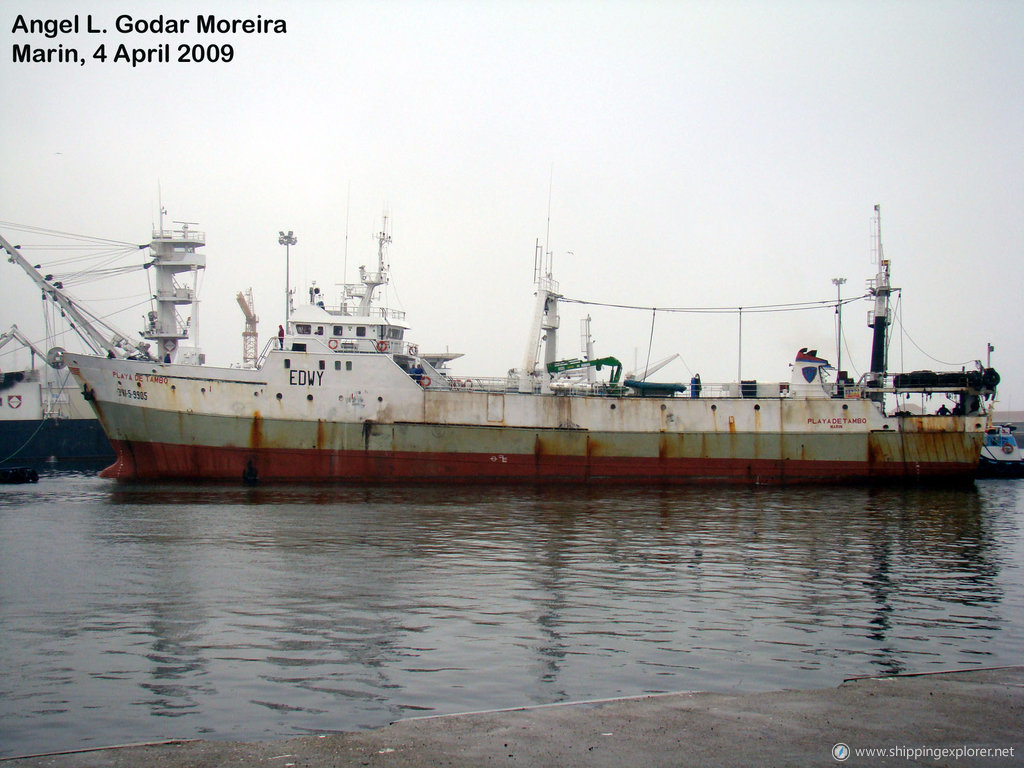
top-left (790, 347), bottom-right (832, 399)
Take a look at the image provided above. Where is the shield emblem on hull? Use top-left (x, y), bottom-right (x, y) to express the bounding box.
top-left (801, 367), bottom-right (818, 384)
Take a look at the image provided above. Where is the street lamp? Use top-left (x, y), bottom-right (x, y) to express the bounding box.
top-left (832, 277), bottom-right (846, 377)
top-left (279, 230), bottom-right (297, 321)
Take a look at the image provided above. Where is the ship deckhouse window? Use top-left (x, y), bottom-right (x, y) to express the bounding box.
top-left (284, 359), bottom-right (291, 369)
top-left (333, 326), bottom-right (344, 336)
top-left (388, 328), bottom-right (404, 340)
top-left (296, 324), bottom-right (311, 335)
top-left (335, 360), bottom-right (341, 371)
top-left (318, 360), bottom-right (325, 370)
top-left (346, 361), bottom-right (353, 371)
top-left (356, 327), bottom-right (366, 337)
top-left (291, 343), bottom-right (306, 352)
top-left (314, 326), bottom-right (324, 336)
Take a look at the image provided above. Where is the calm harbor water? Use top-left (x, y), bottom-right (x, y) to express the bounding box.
top-left (1, 472), bottom-right (1022, 758)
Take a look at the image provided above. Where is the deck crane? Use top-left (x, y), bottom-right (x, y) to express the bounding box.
top-left (546, 356), bottom-right (624, 385)
top-left (236, 289), bottom-right (259, 368)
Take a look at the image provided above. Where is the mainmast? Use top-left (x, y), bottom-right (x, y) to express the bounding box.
top-left (519, 240), bottom-right (561, 393)
top-left (867, 204), bottom-right (891, 386)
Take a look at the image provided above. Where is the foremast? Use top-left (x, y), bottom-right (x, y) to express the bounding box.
top-left (141, 214), bottom-right (206, 364)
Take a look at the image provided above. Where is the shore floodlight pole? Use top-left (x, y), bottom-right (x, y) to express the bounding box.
top-left (279, 230), bottom-right (297, 321)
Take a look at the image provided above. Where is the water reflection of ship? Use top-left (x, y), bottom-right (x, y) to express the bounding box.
top-left (75, 482), bottom-right (1011, 737)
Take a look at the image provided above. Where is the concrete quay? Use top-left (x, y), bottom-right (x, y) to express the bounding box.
top-left (4, 667), bottom-right (1022, 767)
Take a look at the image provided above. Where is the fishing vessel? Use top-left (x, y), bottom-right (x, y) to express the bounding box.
top-left (0, 326), bottom-right (113, 466)
top-left (2, 209), bottom-right (999, 484)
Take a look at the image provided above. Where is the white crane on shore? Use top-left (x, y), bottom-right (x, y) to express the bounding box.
top-left (236, 289), bottom-right (259, 368)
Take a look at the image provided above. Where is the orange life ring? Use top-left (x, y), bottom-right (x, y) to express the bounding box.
top-left (420, 376), bottom-right (431, 388)
top-left (376, 340), bottom-right (389, 352)
top-left (1003, 443), bottom-right (1015, 455)
top-left (328, 338), bottom-right (339, 350)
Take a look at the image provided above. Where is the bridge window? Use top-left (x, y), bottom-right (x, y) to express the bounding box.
top-left (356, 327), bottom-right (366, 337)
top-left (296, 324), bottom-right (311, 335)
top-left (333, 326), bottom-right (344, 336)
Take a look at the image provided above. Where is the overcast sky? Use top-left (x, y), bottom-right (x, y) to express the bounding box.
top-left (2, 0), bottom-right (1022, 410)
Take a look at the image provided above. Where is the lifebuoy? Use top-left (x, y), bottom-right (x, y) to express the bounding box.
top-left (328, 338), bottom-right (339, 350)
top-left (420, 376), bottom-right (431, 388)
top-left (376, 340), bottom-right (389, 352)
top-left (1003, 443), bottom-right (1015, 455)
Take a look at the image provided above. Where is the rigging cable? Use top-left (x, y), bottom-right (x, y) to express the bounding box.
top-left (560, 293), bottom-right (869, 315)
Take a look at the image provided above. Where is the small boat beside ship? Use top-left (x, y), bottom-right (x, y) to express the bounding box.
top-left (978, 425), bottom-right (1024, 478)
top-left (1, 208), bottom-right (1002, 484)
